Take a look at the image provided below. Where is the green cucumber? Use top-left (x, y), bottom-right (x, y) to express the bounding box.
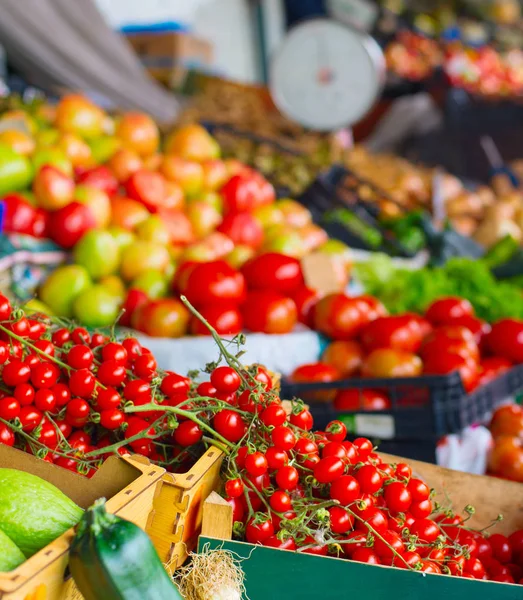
top-left (70, 499), bottom-right (184, 600)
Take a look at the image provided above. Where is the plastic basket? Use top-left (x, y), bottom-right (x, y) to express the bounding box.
top-left (281, 364), bottom-right (523, 463)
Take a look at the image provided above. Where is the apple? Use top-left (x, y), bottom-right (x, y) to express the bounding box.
top-left (226, 245), bottom-right (256, 269)
top-left (110, 195), bottom-right (150, 231)
top-left (58, 133), bottom-right (93, 167)
top-left (253, 204), bottom-right (285, 229)
top-left (160, 156), bottom-right (204, 197)
top-left (76, 165), bottom-right (118, 196)
top-left (49, 202), bottom-right (96, 248)
top-left (74, 184), bottom-right (111, 228)
top-left (164, 180), bottom-right (185, 211)
top-left (132, 298), bottom-right (190, 338)
top-left (119, 241), bottom-right (171, 281)
top-left (165, 124), bottom-right (220, 162)
top-left (0, 145), bottom-right (33, 197)
top-left (217, 211), bottom-right (264, 249)
top-left (299, 223), bottom-right (329, 253)
top-left (126, 170), bottom-right (167, 212)
top-left (73, 285), bottom-right (120, 328)
top-left (25, 298), bottom-right (55, 317)
top-left (39, 265), bottom-right (92, 317)
top-left (108, 226), bottom-right (136, 251)
top-left (55, 94), bottom-right (105, 139)
top-left (157, 209), bottom-right (195, 246)
top-left (35, 129), bottom-right (60, 149)
top-left (263, 228), bottom-right (306, 258)
top-left (202, 159), bottom-right (229, 190)
top-left (0, 130), bottom-right (35, 156)
top-left (187, 201), bottom-right (222, 239)
top-left (198, 191), bottom-right (223, 212)
top-left (88, 136), bottom-right (121, 164)
top-left (108, 148), bottom-right (142, 183)
top-left (275, 199), bottom-right (312, 228)
top-left (73, 230), bottom-right (120, 279)
top-left (181, 232), bottom-right (234, 263)
top-left (132, 269), bottom-right (169, 299)
top-left (32, 148), bottom-right (73, 177)
top-left (33, 165), bottom-right (75, 210)
top-left (115, 112), bottom-right (159, 157)
top-left (119, 288), bottom-right (149, 327)
top-left (99, 274), bottom-right (126, 303)
top-left (136, 215), bottom-right (171, 245)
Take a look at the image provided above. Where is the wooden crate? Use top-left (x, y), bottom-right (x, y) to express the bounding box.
top-left (0, 446), bottom-right (164, 600)
top-left (147, 447), bottom-right (224, 573)
top-left (199, 455), bottom-right (523, 600)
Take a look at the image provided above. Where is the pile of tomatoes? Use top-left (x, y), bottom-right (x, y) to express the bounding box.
top-left (488, 404), bottom-right (523, 483)
top-left (289, 295), bottom-right (523, 410)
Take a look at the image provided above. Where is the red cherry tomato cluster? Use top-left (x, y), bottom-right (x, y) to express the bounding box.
top-left (290, 295), bottom-right (521, 409)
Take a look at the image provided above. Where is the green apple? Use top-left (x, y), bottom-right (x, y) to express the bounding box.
top-left (263, 229), bottom-right (306, 258)
top-left (136, 215), bottom-right (171, 245)
top-left (73, 285), bottom-right (120, 328)
top-left (73, 230), bottom-right (120, 279)
top-left (132, 269), bottom-right (168, 299)
top-left (99, 275), bottom-right (126, 303)
top-left (119, 241), bottom-right (171, 281)
top-left (32, 148), bottom-right (73, 177)
top-left (226, 245), bottom-right (255, 269)
top-left (39, 265), bottom-right (91, 317)
top-left (0, 144), bottom-right (33, 197)
top-left (253, 204), bottom-right (285, 230)
top-left (24, 298), bottom-right (55, 316)
top-left (108, 226), bottom-right (136, 251)
top-left (89, 136), bottom-right (121, 164)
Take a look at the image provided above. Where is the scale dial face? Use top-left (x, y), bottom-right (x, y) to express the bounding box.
top-left (270, 19), bottom-right (385, 131)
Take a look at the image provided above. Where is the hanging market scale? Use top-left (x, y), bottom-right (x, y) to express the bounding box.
top-left (270, 18), bottom-right (385, 132)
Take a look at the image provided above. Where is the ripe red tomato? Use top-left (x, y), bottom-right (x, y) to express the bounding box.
top-left (329, 506), bottom-right (354, 534)
top-left (313, 294), bottom-right (366, 340)
top-left (270, 490), bottom-right (292, 513)
top-left (77, 165), bottom-right (118, 196)
top-left (100, 409), bottom-right (125, 431)
top-left (246, 516), bottom-right (274, 544)
top-left (242, 253), bottom-right (304, 295)
top-left (360, 315), bottom-right (424, 353)
top-left (374, 530), bottom-right (405, 559)
top-left (410, 518), bottom-right (440, 543)
top-left (407, 478), bottom-right (430, 501)
top-left (451, 315), bottom-right (491, 344)
top-left (293, 286), bottom-right (321, 328)
top-left (221, 173), bottom-right (275, 213)
top-left (488, 319), bottom-right (523, 364)
top-left (478, 357), bottom-right (512, 387)
top-left (421, 326), bottom-right (480, 363)
top-left (330, 474), bottom-right (361, 505)
top-left (361, 349), bottom-right (423, 378)
top-left (334, 388), bottom-right (391, 411)
top-left (179, 260), bottom-right (246, 307)
top-left (190, 304), bottom-right (243, 336)
top-left (242, 291), bottom-right (297, 334)
top-left (213, 409), bottom-right (246, 442)
top-left (322, 340), bottom-right (364, 377)
top-left (356, 464), bottom-right (383, 494)
top-left (225, 478), bottom-right (244, 499)
top-left (385, 482), bottom-right (412, 513)
top-left (423, 353), bottom-right (479, 392)
top-left (173, 421), bottom-right (203, 446)
top-left (265, 446), bottom-right (289, 469)
top-left (125, 170), bottom-right (167, 212)
top-left (217, 212), bottom-right (264, 249)
top-left (263, 535), bottom-right (297, 551)
top-left (313, 456), bottom-right (345, 483)
top-left (352, 548), bottom-right (380, 564)
top-left (290, 362), bottom-right (340, 385)
top-left (49, 202), bottom-right (96, 248)
top-left (425, 297), bottom-right (474, 325)
top-left (275, 466), bottom-right (299, 490)
top-left (271, 426), bottom-right (296, 451)
top-left (489, 534), bottom-right (513, 564)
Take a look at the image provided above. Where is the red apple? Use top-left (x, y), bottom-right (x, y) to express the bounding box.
top-left (77, 165), bottom-right (119, 196)
top-left (49, 202), bottom-right (96, 248)
top-left (160, 156), bottom-right (204, 197)
top-left (33, 165), bottom-right (75, 210)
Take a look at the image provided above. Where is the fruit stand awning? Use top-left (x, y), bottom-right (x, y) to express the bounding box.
top-left (0, 0), bottom-right (179, 123)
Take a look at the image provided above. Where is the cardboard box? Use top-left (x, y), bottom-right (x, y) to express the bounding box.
top-left (199, 454), bottom-right (523, 599)
top-left (0, 446), bottom-right (164, 600)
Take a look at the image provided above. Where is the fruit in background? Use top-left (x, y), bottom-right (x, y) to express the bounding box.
top-left (110, 195), bottom-right (149, 231)
top-left (1, 110), bottom-right (37, 135)
top-left (221, 173), bottom-right (275, 213)
top-left (361, 315), bottom-right (424, 354)
top-left (132, 299), bottom-right (190, 338)
top-left (293, 286), bottom-right (321, 327)
top-left (490, 404), bottom-right (523, 439)
top-left (298, 223), bottom-right (329, 253)
top-left (165, 124), bottom-right (220, 162)
top-left (179, 260), bottom-right (246, 306)
top-left (2, 194), bottom-right (38, 236)
top-left (314, 294), bottom-right (367, 340)
top-left (242, 290), bottom-right (297, 334)
top-left (126, 170), bottom-right (167, 212)
top-left (423, 353), bottom-right (478, 392)
top-left (99, 275), bottom-right (126, 303)
top-left (108, 148), bottom-right (142, 183)
top-left (425, 297), bottom-right (474, 326)
top-left (202, 159), bottom-right (228, 190)
top-left (35, 128), bottom-right (60, 149)
top-left (242, 253), bottom-right (304, 295)
top-left (0, 129), bottom-right (35, 156)
top-left (73, 230), bottom-right (120, 280)
top-left (115, 112), bottom-right (159, 157)
top-left (136, 215), bottom-right (171, 246)
top-left (322, 340), bottom-right (364, 377)
top-left (74, 185), bottom-right (111, 228)
top-left (290, 362), bottom-right (340, 401)
top-left (334, 389), bottom-right (391, 412)
top-left (478, 357), bottom-right (512, 386)
top-left (32, 147), bottom-right (73, 176)
top-left (119, 289), bottom-right (148, 327)
top-left (180, 232), bottom-right (234, 263)
top-left (190, 304), bottom-right (243, 336)
top-left (487, 319), bottom-right (523, 364)
top-left (88, 136), bottom-right (121, 164)
top-left (420, 327), bottom-right (479, 363)
top-left (119, 241), bottom-right (170, 281)
top-left (73, 285), bottom-right (120, 328)
top-left (33, 165), bottom-right (75, 211)
top-left (187, 201), bottom-right (222, 239)
top-left (218, 212), bottom-right (264, 249)
top-left (48, 202), bottom-right (96, 248)
top-left (158, 209), bottom-right (195, 246)
top-left (32, 208), bottom-right (50, 238)
top-left (253, 204), bottom-right (285, 229)
top-left (362, 348), bottom-right (423, 378)
top-left (24, 298), bottom-right (54, 316)
top-left (226, 245), bottom-right (256, 269)
top-left (276, 199), bottom-right (312, 228)
top-left (263, 227), bottom-right (306, 258)
top-left (318, 239), bottom-right (352, 268)
top-left (76, 166), bottom-right (118, 196)
top-left (160, 156), bottom-right (204, 197)
top-left (58, 133), bottom-right (93, 167)
top-left (163, 181), bottom-right (185, 212)
top-left (143, 152), bottom-right (162, 171)
top-left (0, 144), bottom-right (33, 196)
top-left (199, 191), bottom-right (223, 212)
top-left (108, 226), bottom-right (135, 251)
top-left (39, 265), bottom-right (91, 317)
top-left (132, 269), bottom-right (169, 299)
top-left (55, 94), bottom-right (105, 139)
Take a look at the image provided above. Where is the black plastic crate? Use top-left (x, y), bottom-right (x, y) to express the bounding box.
top-left (281, 365), bottom-right (523, 463)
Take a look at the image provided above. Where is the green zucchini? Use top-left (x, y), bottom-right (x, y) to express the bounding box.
top-left (69, 498), bottom-right (184, 600)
